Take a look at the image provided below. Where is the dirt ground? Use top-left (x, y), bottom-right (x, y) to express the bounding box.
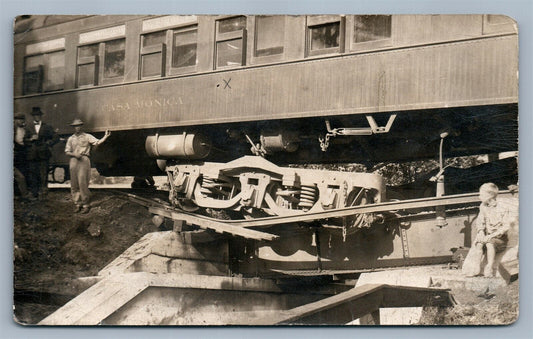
top-left (13, 189), bottom-right (518, 325)
top-left (13, 188), bottom-right (160, 324)
top-left (420, 279), bottom-right (519, 325)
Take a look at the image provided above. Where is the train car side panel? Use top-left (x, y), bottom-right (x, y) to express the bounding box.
top-left (14, 35), bottom-right (517, 135)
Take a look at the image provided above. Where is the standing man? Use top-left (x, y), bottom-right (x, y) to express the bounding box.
top-left (14, 113), bottom-right (32, 201)
top-left (24, 107), bottom-right (58, 199)
top-left (65, 119), bottom-right (111, 213)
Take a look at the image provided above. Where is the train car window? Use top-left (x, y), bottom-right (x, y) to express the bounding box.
top-left (306, 16), bottom-right (344, 57)
top-left (22, 37), bottom-right (66, 95)
top-left (172, 27), bottom-right (197, 69)
top-left (216, 39), bottom-right (243, 68)
top-left (142, 53), bottom-right (164, 78)
top-left (353, 15), bottom-right (391, 43)
top-left (23, 55), bottom-right (44, 94)
top-left (140, 31), bottom-right (167, 78)
top-left (254, 16), bottom-right (285, 57)
top-left (310, 23), bottom-right (340, 50)
top-left (23, 51), bottom-right (65, 95)
top-left (77, 43), bottom-right (99, 87)
top-left (140, 24), bottom-right (198, 78)
top-left (218, 16), bottom-right (246, 34)
top-left (143, 31), bottom-right (166, 47)
top-left (77, 38), bottom-right (125, 86)
top-left (215, 16), bottom-right (247, 69)
top-left (43, 51), bottom-right (65, 91)
top-left (77, 62), bottom-right (96, 87)
top-left (79, 44), bottom-right (99, 58)
top-left (103, 39), bottom-right (125, 79)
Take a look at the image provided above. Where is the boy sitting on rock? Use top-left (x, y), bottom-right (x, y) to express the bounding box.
top-left (470, 183), bottom-right (514, 277)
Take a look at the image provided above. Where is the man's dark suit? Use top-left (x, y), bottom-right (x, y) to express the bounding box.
top-left (24, 121), bottom-right (58, 197)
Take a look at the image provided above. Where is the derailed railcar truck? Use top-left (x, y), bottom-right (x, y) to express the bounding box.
top-left (14, 15), bottom-right (518, 325)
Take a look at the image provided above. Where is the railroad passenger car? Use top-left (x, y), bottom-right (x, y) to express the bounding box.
top-left (14, 15), bottom-right (518, 176)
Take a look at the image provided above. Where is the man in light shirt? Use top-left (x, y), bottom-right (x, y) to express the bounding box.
top-left (65, 119), bottom-right (111, 214)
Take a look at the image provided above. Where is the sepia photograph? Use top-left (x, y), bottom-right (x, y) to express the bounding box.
top-left (12, 14), bottom-right (519, 326)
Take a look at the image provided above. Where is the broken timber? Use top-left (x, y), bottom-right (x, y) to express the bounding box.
top-left (246, 284), bottom-right (455, 325)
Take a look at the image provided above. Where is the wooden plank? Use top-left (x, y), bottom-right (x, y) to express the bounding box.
top-left (98, 232), bottom-right (161, 277)
top-left (41, 272), bottom-right (293, 325)
top-left (249, 284), bottom-right (383, 325)
top-left (381, 286), bottom-right (454, 308)
top-left (149, 231), bottom-right (228, 262)
top-left (250, 284), bottom-right (453, 325)
top-left (39, 277), bottom-right (149, 325)
top-left (284, 293), bottom-right (384, 325)
top-left (138, 254), bottom-right (228, 276)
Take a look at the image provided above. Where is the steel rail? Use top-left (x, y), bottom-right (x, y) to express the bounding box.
top-left (149, 191), bottom-right (506, 230)
top-left (126, 189), bottom-right (516, 240)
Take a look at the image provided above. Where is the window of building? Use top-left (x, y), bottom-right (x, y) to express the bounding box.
top-left (353, 15), bottom-right (391, 43)
top-left (306, 16), bottom-right (344, 56)
top-left (77, 38), bottom-right (125, 87)
top-left (215, 16), bottom-right (247, 69)
top-left (23, 50), bottom-right (65, 95)
top-left (254, 16), bottom-right (285, 57)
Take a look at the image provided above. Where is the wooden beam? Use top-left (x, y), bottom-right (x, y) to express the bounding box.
top-left (249, 284), bottom-right (454, 325)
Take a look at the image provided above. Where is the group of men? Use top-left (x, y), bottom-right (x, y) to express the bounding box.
top-left (14, 107), bottom-right (111, 214)
top-left (14, 107), bottom-right (58, 202)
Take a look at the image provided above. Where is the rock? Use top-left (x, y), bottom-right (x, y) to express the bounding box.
top-left (87, 223), bottom-right (102, 237)
top-left (14, 244), bottom-right (29, 262)
top-left (462, 306), bottom-right (475, 316)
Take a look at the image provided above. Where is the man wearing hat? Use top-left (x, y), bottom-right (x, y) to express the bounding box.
top-left (65, 119), bottom-right (111, 213)
top-left (24, 107), bottom-right (58, 199)
top-left (14, 113), bottom-right (32, 201)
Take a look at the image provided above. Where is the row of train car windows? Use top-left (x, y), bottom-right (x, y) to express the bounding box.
top-left (22, 15), bottom-right (391, 95)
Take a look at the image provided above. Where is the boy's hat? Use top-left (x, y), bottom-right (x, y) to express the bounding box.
top-left (14, 113), bottom-right (25, 120)
top-left (70, 119), bottom-right (84, 126)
